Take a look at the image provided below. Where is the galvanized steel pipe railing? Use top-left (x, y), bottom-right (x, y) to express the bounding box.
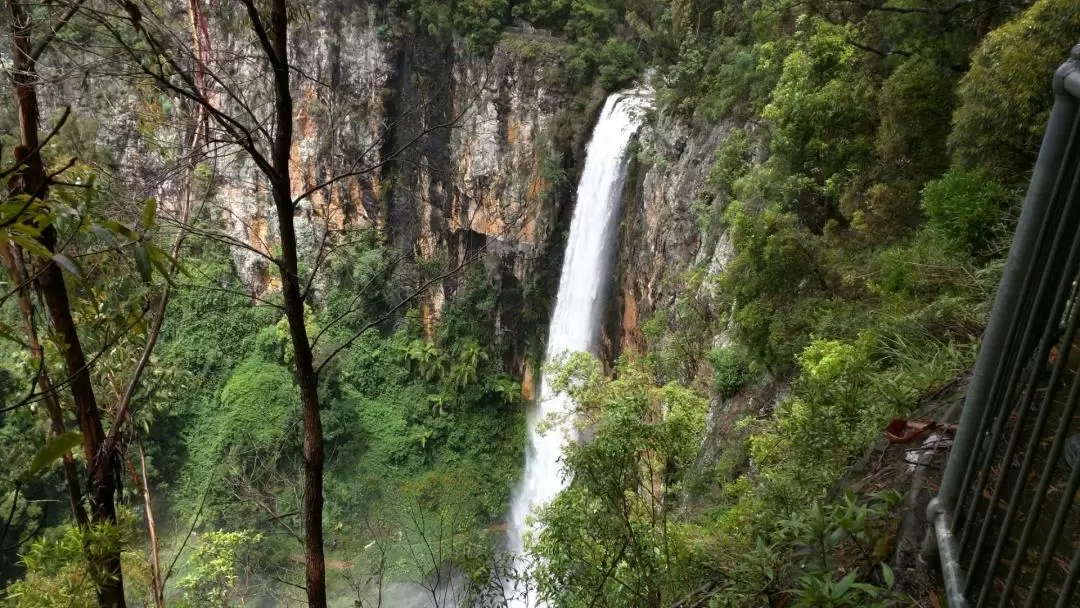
top-left (927, 44), bottom-right (1080, 608)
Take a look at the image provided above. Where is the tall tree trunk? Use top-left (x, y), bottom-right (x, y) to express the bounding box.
top-left (278, 193), bottom-right (327, 607)
top-left (7, 2), bottom-right (125, 605)
top-left (261, 0), bottom-right (327, 604)
top-left (0, 245), bottom-right (89, 530)
top-left (136, 438), bottom-right (164, 608)
top-left (36, 230), bottom-right (126, 608)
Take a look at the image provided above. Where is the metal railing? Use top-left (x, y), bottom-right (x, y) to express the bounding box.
top-left (928, 44), bottom-right (1080, 608)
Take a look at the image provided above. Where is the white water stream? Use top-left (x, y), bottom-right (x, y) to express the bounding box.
top-left (505, 91), bottom-right (649, 608)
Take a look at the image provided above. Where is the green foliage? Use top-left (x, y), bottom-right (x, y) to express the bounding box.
top-left (789, 569), bottom-right (892, 608)
top-left (720, 202), bottom-right (826, 369)
top-left (143, 233), bottom-right (525, 595)
top-left (707, 128), bottom-right (751, 199)
top-left (920, 167), bottom-right (1008, 255)
top-left (506, 0), bottom-right (645, 91)
top-left (176, 357), bottom-right (300, 526)
top-left (217, 360), bottom-right (298, 451)
top-left (20, 432), bottom-right (82, 483)
top-left (176, 530), bottom-right (264, 607)
top-left (763, 19), bottom-right (876, 228)
top-left (532, 355), bottom-right (708, 607)
top-left (638, 265), bottom-right (721, 386)
top-left (3, 520), bottom-right (137, 608)
top-left (776, 491), bottom-right (903, 607)
top-left (949, 0), bottom-right (1080, 185)
top-left (708, 346), bottom-right (748, 397)
top-left (760, 338), bottom-right (886, 488)
top-left (455, 0), bottom-right (510, 51)
top-left (596, 38), bottom-right (644, 91)
top-left (876, 56), bottom-right (955, 182)
top-left (275, 304), bottom-right (319, 364)
top-left (512, 0), bottom-right (571, 28)
top-left (850, 56), bottom-right (957, 238)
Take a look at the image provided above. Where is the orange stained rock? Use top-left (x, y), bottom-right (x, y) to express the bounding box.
top-left (621, 289), bottom-right (642, 353)
top-left (521, 360), bottom-right (535, 402)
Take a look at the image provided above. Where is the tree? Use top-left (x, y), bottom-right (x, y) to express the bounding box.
top-left (949, 0), bottom-right (1080, 186)
top-left (4, 1), bottom-right (125, 603)
top-left (3, 1), bottom-right (198, 603)
top-left (530, 354), bottom-right (707, 607)
top-left (176, 530), bottom-right (264, 607)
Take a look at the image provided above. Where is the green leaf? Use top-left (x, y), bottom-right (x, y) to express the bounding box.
top-left (149, 254), bottom-right (176, 287)
top-left (881, 563), bottom-right (894, 589)
top-left (134, 243), bottom-right (152, 283)
top-left (89, 224), bottom-right (119, 246)
top-left (140, 198), bottom-right (157, 230)
top-left (850, 582), bottom-right (881, 595)
top-left (51, 254), bottom-right (82, 279)
top-left (144, 243), bottom-right (177, 286)
top-left (21, 432), bottom-right (82, 482)
top-left (10, 234), bottom-right (51, 260)
top-left (10, 222), bottom-right (41, 238)
top-left (834, 570), bottom-right (858, 597)
top-left (0, 200), bottom-right (34, 216)
top-left (101, 220), bottom-right (139, 242)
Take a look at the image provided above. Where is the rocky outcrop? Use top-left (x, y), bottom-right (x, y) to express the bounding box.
top-left (208, 7), bottom-right (576, 303)
top-left (608, 113), bottom-right (743, 364)
top-left (40, 1), bottom-right (594, 369)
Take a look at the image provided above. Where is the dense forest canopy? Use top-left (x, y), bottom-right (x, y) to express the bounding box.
top-left (0, 0), bottom-right (1076, 606)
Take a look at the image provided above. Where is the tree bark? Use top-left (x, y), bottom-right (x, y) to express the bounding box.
top-left (36, 231), bottom-right (126, 608)
top-left (136, 438), bottom-right (164, 608)
top-left (0, 245), bottom-right (89, 530)
top-left (6, 2), bottom-right (125, 605)
top-left (260, 0), bottom-right (327, 604)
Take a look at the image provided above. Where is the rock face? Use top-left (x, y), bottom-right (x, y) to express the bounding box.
top-left (37, 1), bottom-right (591, 368)
top-left (605, 111), bottom-right (780, 480)
top-left (200, 6), bottom-right (575, 306)
top-left (38, 0), bottom-right (757, 379)
top-left (608, 113), bottom-right (745, 363)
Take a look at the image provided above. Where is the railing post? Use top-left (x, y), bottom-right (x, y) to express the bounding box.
top-left (935, 44), bottom-right (1080, 517)
top-left (925, 45), bottom-right (1080, 603)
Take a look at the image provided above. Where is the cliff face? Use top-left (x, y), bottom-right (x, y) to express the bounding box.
top-left (42, 2), bottom-right (590, 369)
top-left (44, 0), bottom-right (751, 384)
top-left (204, 6), bottom-right (575, 308)
top-left (607, 112), bottom-right (785, 479)
top-left (609, 114), bottom-right (741, 364)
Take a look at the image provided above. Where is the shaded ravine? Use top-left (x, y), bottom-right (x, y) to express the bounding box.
top-left (506, 91), bottom-right (650, 608)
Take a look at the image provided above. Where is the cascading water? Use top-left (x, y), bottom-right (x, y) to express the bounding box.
top-left (505, 91), bottom-right (649, 608)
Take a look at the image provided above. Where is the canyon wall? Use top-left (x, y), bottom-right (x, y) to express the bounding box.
top-left (44, 0), bottom-right (760, 393)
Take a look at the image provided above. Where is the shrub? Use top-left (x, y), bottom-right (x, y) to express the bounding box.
top-left (949, 0), bottom-right (1080, 185)
top-left (849, 181), bottom-right (921, 240)
top-left (707, 128), bottom-right (751, 199)
top-left (876, 55), bottom-right (955, 181)
top-left (920, 167), bottom-right (1007, 254)
top-left (762, 19), bottom-right (876, 227)
top-left (455, 0), bottom-right (509, 52)
top-left (720, 202), bottom-right (826, 370)
top-left (597, 38), bottom-right (644, 91)
top-left (708, 346), bottom-right (749, 397)
top-left (177, 530), bottom-right (264, 607)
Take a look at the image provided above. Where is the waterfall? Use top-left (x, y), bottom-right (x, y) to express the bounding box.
top-left (505, 91), bottom-right (649, 607)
